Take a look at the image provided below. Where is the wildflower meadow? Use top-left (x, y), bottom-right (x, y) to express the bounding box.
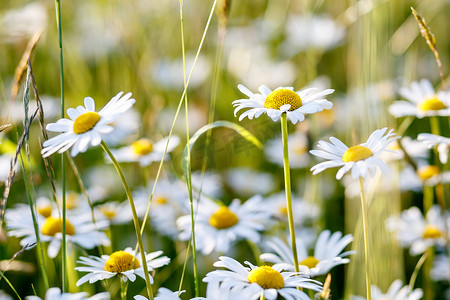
top-left (1, 0), bottom-right (450, 299)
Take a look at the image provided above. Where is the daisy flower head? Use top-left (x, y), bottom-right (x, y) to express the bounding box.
top-left (107, 135), bottom-right (180, 166)
top-left (232, 84), bottom-right (334, 124)
top-left (25, 287), bottom-right (109, 300)
top-left (203, 256), bottom-right (322, 300)
top-left (389, 79), bottom-right (450, 118)
top-left (352, 280), bottom-right (423, 300)
top-left (41, 91), bottom-right (136, 157)
top-left (5, 207), bottom-right (110, 258)
top-left (75, 247), bottom-right (170, 286)
top-left (310, 127), bottom-right (400, 180)
top-left (386, 205), bottom-right (448, 255)
top-left (418, 133), bottom-right (450, 164)
top-left (177, 195), bottom-right (272, 255)
top-left (132, 179), bottom-right (189, 238)
top-left (260, 230), bottom-right (354, 277)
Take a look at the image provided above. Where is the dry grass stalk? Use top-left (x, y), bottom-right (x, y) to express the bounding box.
top-left (411, 7), bottom-right (446, 89)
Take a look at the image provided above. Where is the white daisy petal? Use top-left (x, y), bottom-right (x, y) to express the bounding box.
top-left (233, 83), bottom-right (333, 124)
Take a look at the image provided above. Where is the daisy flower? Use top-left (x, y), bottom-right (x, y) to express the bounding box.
top-left (431, 254), bottom-right (449, 282)
top-left (94, 201), bottom-right (135, 226)
top-left (310, 127), bottom-right (399, 179)
top-left (177, 195), bottom-right (272, 255)
top-left (25, 287), bottom-right (109, 300)
top-left (102, 108), bottom-right (140, 146)
top-left (134, 288), bottom-right (207, 300)
top-left (107, 135), bottom-right (180, 166)
top-left (352, 280), bottom-right (423, 300)
top-left (386, 205), bottom-right (448, 255)
top-left (265, 192), bottom-right (320, 226)
top-left (389, 79), bottom-right (450, 118)
top-left (203, 256), bottom-right (322, 300)
top-left (281, 14), bottom-right (345, 56)
top-left (132, 179), bottom-right (189, 238)
top-left (232, 84), bottom-right (333, 124)
top-left (5, 207), bottom-right (110, 258)
top-left (41, 91), bottom-right (136, 157)
top-left (260, 230), bottom-right (354, 277)
top-left (398, 164), bottom-right (450, 191)
top-left (418, 133), bottom-right (450, 164)
top-left (75, 247), bottom-right (170, 285)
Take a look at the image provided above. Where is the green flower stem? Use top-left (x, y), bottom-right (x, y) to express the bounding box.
top-left (280, 113), bottom-right (300, 273)
top-left (423, 185), bottom-right (434, 214)
top-left (120, 279), bottom-right (127, 300)
top-left (101, 141), bottom-right (154, 300)
top-left (260, 292), bottom-right (266, 300)
top-left (408, 250), bottom-right (428, 296)
top-left (423, 248), bottom-right (434, 300)
top-left (358, 177), bottom-right (371, 300)
top-left (54, 0), bottom-right (66, 291)
top-left (429, 116), bottom-right (440, 136)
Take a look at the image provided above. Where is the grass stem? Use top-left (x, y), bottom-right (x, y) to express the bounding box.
top-left (54, 0), bottom-right (66, 291)
top-left (358, 177), bottom-right (371, 300)
top-left (101, 141), bottom-right (154, 300)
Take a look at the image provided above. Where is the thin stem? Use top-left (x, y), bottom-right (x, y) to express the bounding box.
top-left (259, 291), bottom-right (266, 300)
top-left (429, 116), bottom-right (440, 136)
top-left (396, 116), bottom-right (414, 137)
top-left (358, 177), bottom-right (371, 300)
top-left (65, 153), bottom-right (103, 256)
top-left (179, 0), bottom-right (199, 296)
top-left (423, 248), bottom-right (435, 300)
top-left (138, 0), bottom-right (218, 239)
top-left (101, 141), bottom-right (154, 300)
top-left (280, 114), bottom-right (299, 272)
top-left (54, 0), bottom-right (66, 291)
top-left (423, 185), bottom-right (434, 214)
top-left (120, 279), bottom-right (127, 300)
top-left (18, 153), bottom-right (49, 290)
top-left (408, 250), bottom-right (429, 297)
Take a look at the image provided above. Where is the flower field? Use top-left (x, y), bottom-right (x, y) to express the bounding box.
top-left (0, 0), bottom-right (449, 299)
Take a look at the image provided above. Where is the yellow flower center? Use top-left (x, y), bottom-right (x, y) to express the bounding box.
top-left (300, 256), bottom-right (319, 269)
top-left (247, 266), bottom-right (285, 290)
top-left (131, 139), bottom-right (153, 155)
top-left (264, 89), bottom-right (302, 111)
top-left (278, 205), bottom-right (288, 217)
top-left (66, 193), bottom-right (79, 210)
top-left (155, 196), bottom-right (168, 205)
top-left (72, 112), bottom-right (101, 134)
top-left (37, 205), bottom-right (53, 218)
top-left (423, 225), bottom-right (442, 239)
top-left (104, 251), bottom-right (141, 273)
top-left (342, 145), bottom-right (373, 162)
top-left (294, 145), bottom-right (308, 155)
top-left (418, 96), bottom-right (446, 111)
top-left (99, 207), bottom-right (117, 219)
top-left (209, 206), bottom-right (239, 229)
top-left (41, 217), bottom-right (75, 236)
top-left (417, 165), bottom-right (440, 181)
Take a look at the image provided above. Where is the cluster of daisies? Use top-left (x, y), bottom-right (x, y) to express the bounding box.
top-left (2, 76), bottom-right (450, 300)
